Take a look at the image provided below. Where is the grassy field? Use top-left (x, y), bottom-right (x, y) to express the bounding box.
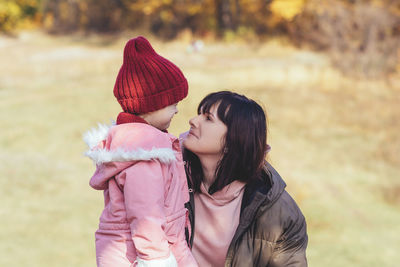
top-left (1, 31), bottom-right (399, 267)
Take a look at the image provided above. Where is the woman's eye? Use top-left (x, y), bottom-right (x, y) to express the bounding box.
top-left (206, 115), bottom-right (211, 121)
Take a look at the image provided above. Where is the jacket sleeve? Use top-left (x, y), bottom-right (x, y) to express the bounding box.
top-left (121, 160), bottom-right (178, 266)
top-left (270, 200), bottom-right (308, 267)
top-left (271, 229), bottom-right (308, 267)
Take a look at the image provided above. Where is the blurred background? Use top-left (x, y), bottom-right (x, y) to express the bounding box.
top-left (1, 0), bottom-right (399, 266)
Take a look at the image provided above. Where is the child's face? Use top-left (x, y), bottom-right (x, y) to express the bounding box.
top-left (144, 103), bottom-right (178, 130)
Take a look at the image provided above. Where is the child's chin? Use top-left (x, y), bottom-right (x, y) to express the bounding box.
top-left (161, 125), bottom-right (170, 131)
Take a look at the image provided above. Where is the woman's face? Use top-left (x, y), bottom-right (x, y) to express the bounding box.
top-left (183, 103), bottom-right (228, 158)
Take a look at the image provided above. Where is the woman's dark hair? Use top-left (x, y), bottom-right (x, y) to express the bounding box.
top-left (184, 91), bottom-right (268, 194)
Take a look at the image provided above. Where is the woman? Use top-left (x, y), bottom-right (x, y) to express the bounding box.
top-left (182, 91), bottom-right (308, 267)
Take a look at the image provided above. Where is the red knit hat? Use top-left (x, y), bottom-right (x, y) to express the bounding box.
top-left (113, 36), bottom-right (188, 114)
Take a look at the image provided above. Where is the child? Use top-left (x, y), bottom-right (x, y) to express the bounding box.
top-left (84, 36), bottom-right (198, 267)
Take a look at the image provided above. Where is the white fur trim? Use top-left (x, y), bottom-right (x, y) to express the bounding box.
top-left (83, 122), bottom-right (176, 164)
top-left (85, 147), bottom-right (176, 164)
top-left (83, 122), bottom-right (114, 150)
top-left (134, 253), bottom-right (177, 267)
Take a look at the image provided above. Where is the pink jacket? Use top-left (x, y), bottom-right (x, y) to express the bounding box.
top-left (84, 123), bottom-right (198, 267)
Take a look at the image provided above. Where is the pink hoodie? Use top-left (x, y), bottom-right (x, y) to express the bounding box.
top-left (84, 123), bottom-right (198, 267)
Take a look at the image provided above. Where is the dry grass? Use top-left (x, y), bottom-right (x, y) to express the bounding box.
top-left (1, 30), bottom-right (399, 267)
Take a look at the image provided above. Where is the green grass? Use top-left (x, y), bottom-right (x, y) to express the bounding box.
top-left (1, 31), bottom-right (399, 266)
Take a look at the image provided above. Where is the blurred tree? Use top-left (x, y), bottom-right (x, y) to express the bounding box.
top-left (1, 0), bottom-right (399, 77)
top-left (0, 0), bottom-right (40, 33)
top-left (215, 0), bottom-right (235, 34)
top-left (126, 0), bottom-right (216, 39)
top-left (41, 0), bottom-right (126, 33)
top-left (1, 0), bottom-right (303, 36)
top-left (270, 0), bottom-right (304, 21)
top-left (289, 0), bottom-right (400, 77)
top-left (85, 0), bottom-right (124, 32)
top-left (0, 1), bottom-right (22, 33)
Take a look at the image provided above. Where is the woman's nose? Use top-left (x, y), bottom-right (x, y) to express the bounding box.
top-left (189, 116), bottom-right (198, 128)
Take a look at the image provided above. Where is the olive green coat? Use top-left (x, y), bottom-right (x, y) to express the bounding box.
top-left (187, 163), bottom-right (308, 267)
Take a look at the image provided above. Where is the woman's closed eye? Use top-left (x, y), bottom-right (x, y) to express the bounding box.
top-left (205, 113), bottom-right (213, 121)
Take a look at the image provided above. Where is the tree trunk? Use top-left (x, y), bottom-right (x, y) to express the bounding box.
top-left (215, 0), bottom-right (234, 35)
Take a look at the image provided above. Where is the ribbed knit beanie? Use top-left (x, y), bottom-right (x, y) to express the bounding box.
top-left (113, 36), bottom-right (188, 115)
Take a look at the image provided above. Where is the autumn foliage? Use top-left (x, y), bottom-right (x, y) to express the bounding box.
top-left (1, 0), bottom-right (399, 76)
top-left (289, 0), bottom-right (400, 77)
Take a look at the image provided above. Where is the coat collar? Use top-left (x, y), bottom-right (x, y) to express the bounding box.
top-left (83, 122), bottom-right (176, 165)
